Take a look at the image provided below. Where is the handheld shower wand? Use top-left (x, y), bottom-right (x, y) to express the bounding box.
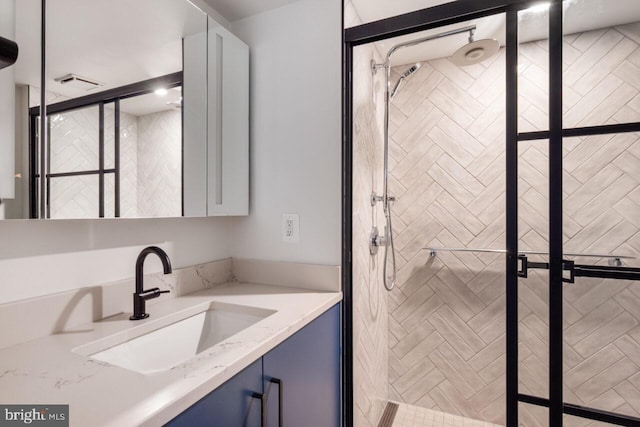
top-left (369, 24), bottom-right (495, 292)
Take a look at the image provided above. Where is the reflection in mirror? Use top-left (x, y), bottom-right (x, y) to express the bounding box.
top-left (30, 77), bottom-right (184, 219)
top-left (6, 0), bottom-right (208, 219)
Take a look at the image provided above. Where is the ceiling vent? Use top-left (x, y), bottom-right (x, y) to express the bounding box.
top-left (54, 74), bottom-right (103, 91)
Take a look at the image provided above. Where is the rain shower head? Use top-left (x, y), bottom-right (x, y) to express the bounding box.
top-left (451, 29), bottom-right (499, 66)
top-left (390, 62), bottom-right (422, 99)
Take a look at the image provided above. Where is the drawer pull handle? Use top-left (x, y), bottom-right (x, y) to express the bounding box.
top-left (251, 392), bottom-right (267, 427)
top-left (269, 378), bottom-right (283, 427)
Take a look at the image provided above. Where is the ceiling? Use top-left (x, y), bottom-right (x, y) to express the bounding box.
top-left (15, 0), bottom-right (204, 115)
top-left (203, 0), bottom-right (301, 22)
top-left (352, 0), bottom-right (640, 67)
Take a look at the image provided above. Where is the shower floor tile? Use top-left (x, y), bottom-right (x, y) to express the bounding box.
top-left (390, 402), bottom-right (502, 427)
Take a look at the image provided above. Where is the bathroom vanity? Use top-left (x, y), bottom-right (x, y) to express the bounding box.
top-left (0, 261), bottom-right (342, 426)
top-left (167, 304), bottom-right (340, 426)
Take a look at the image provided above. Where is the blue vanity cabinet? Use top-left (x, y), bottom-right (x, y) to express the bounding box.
top-left (263, 304), bottom-right (341, 427)
top-left (166, 358), bottom-right (264, 427)
top-left (166, 303), bottom-right (341, 427)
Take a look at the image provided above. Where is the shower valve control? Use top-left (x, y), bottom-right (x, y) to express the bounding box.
top-left (369, 226), bottom-right (387, 255)
top-left (370, 192), bottom-right (396, 207)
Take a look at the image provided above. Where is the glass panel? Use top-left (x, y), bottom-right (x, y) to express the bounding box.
top-left (49, 175), bottom-right (98, 219)
top-left (518, 5), bottom-right (550, 133)
top-left (354, 13), bottom-right (508, 425)
top-left (104, 104), bottom-right (116, 170)
top-left (563, 131), bottom-right (640, 417)
top-left (518, 139), bottom-right (550, 401)
top-left (104, 173), bottom-right (115, 218)
top-left (563, 0), bottom-right (640, 128)
top-left (49, 105), bottom-right (100, 174)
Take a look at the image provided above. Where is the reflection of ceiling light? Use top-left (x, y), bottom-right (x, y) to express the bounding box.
top-left (527, 2), bottom-right (551, 13)
top-left (155, 88), bottom-right (168, 96)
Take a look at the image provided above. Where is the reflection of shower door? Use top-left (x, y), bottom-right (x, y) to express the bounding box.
top-left (36, 101), bottom-right (119, 219)
top-left (505, 1), bottom-right (640, 426)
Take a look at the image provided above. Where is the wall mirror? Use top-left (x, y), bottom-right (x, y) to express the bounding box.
top-left (0, 0), bottom-right (248, 220)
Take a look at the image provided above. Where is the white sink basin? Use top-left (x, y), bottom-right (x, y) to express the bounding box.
top-left (73, 302), bottom-right (276, 375)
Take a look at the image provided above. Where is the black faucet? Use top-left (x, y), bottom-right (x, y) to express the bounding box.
top-left (130, 246), bottom-right (172, 320)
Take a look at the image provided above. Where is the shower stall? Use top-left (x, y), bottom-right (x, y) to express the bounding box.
top-left (344, 0), bottom-right (640, 426)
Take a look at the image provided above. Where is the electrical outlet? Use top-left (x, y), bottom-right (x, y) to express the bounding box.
top-left (282, 213), bottom-right (299, 242)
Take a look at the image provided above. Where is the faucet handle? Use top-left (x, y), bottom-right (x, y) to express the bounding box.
top-left (140, 287), bottom-right (170, 299)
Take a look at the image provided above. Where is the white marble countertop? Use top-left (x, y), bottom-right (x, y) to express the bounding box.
top-left (0, 283), bottom-right (342, 426)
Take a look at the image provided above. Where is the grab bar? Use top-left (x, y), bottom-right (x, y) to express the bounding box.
top-left (425, 247), bottom-right (636, 267)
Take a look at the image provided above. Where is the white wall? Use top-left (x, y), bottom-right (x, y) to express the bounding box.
top-left (0, 217), bottom-right (233, 304)
top-left (230, 0), bottom-right (342, 265)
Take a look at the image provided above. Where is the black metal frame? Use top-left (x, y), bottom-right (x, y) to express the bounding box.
top-left (343, 1), bottom-right (640, 426)
top-left (28, 72), bottom-right (183, 219)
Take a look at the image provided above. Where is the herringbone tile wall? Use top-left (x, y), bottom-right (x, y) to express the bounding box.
top-left (384, 24), bottom-right (640, 426)
top-left (137, 110), bottom-right (182, 218)
top-left (347, 1), bottom-right (390, 426)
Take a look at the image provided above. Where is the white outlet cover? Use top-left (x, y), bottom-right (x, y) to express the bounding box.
top-left (282, 213), bottom-right (300, 242)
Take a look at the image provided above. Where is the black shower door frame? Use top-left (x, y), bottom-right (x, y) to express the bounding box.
top-left (342, 1), bottom-right (640, 426)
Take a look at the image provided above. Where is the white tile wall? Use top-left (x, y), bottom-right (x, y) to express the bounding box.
top-left (347, 1), bottom-right (389, 426)
top-left (136, 109), bottom-right (181, 218)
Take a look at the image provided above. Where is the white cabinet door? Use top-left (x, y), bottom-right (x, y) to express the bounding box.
top-left (207, 20), bottom-right (249, 216)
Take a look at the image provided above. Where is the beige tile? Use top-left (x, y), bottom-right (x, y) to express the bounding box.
top-left (572, 37), bottom-right (638, 96)
top-left (564, 164), bottom-right (623, 215)
top-left (430, 58), bottom-right (476, 90)
top-left (614, 60), bottom-right (640, 91)
top-left (429, 348), bottom-right (477, 399)
top-left (401, 293), bottom-right (445, 332)
top-left (403, 367), bottom-right (447, 405)
top-left (428, 126), bottom-right (476, 169)
top-left (565, 74), bottom-right (624, 127)
top-left (393, 357), bottom-right (438, 395)
top-left (575, 357), bottom-right (639, 403)
top-left (613, 381), bottom-right (640, 414)
top-left (566, 29), bottom-right (624, 86)
top-left (566, 344), bottom-right (625, 389)
top-left (571, 28), bottom-right (609, 53)
top-left (574, 312), bottom-right (639, 358)
top-left (429, 88), bottom-right (475, 129)
top-left (392, 283), bottom-right (435, 324)
top-left (614, 335), bottom-right (640, 367)
top-left (401, 331), bottom-right (445, 368)
top-left (428, 309), bottom-right (482, 361)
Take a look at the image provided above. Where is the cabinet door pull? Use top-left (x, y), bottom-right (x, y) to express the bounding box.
top-left (269, 378), bottom-right (283, 427)
top-left (251, 392), bottom-right (267, 427)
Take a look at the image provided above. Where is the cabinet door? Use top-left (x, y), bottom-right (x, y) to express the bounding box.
top-left (166, 358), bottom-right (264, 427)
top-left (207, 18), bottom-right (249, 216)
top-left (263, 304), bottom-right (341, 427)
